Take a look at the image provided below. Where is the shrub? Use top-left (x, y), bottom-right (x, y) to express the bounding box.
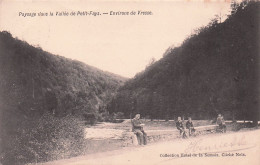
top-left (1, 112), bottom-right (85, 165)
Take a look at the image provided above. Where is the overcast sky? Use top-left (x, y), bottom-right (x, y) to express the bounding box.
top-left (0, 0), bottom-right (231, 78)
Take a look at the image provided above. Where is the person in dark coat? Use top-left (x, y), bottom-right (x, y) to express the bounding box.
top-left (186, 117), bottom-right (195, 136)
top-left (216, 114), bottom-right (226, 133)
top-left (132, 114), bottom-right (147, 145)
top-left (176, 117), bottom-right (187, 138)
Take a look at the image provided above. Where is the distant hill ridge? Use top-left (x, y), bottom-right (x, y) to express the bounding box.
top-left (108, 1), bottom-right (259, 124)
top-left (0, 31), bottom-right (126, 120)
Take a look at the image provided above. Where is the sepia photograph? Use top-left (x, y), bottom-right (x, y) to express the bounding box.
top-left (0, 0), bottom-right (259, 165)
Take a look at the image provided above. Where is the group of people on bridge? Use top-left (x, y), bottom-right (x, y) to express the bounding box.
top-left (131, 113), bottom-right (227, 145)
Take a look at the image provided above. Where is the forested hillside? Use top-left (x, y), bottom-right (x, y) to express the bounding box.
top-left (0, 31), bottom-right (126, 117)
top-left (0, 31), bottom-right (126, 164)
top-left (108, 1), bottom-right (259, 124)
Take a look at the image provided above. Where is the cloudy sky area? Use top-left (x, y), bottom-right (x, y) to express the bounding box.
top-left (0, 0), bottom-right (231, 78)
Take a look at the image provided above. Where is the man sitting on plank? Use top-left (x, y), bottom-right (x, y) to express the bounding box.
top-left (176, 117), bottom-right (187, 138)
top-left (216, 114), bottom-right (227, 133)
top-left (132, 114), bottom-right (147, 145)
top-left (186, 117), bottom-right (195, 136)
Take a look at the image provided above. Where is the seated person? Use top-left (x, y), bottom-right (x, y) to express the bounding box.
top-left (132, 114), bottom-right (147, 145)
top-left (216, 114), bottom-right (227, 133)
top-left (186, 117), bottom-right (195, 136)
top-left (176, 117), bottom-right (187, 138)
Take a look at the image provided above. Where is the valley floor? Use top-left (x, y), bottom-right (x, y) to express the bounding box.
top-left (39, 128), bottom-right (260, 165)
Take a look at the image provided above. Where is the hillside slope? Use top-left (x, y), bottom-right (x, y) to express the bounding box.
top-left (108, 1), bottom-right (259, 123)
top-left (0, 31), bottom-right (126, 165)
top-left (0, 31), bottom-right (127, 164)
top-left (0, 31), bottom-right (126, 118)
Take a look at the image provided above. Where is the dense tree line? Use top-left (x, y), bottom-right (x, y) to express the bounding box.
top-left (0, 31), bottom-right (126, 164)
top-left (0, 31), bottom-right (126, 118)
top-left (108, 1), bottom-right (259, 125)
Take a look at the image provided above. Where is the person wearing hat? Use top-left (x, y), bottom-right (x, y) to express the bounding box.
top-left (132, 114), bottom-right (147, 145)
top-left (216, 114), bottom-right (226, 133)
top-left (176, 117), bottom-right (187, 138)
top-left (186, 117), bottom-right (195, 136)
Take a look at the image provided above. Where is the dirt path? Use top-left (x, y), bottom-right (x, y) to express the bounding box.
top-left (40, 129), bottom-right (260, 165)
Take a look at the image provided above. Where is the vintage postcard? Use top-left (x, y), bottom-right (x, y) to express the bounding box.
top-left (0, 0), bottom-right (259, 165)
